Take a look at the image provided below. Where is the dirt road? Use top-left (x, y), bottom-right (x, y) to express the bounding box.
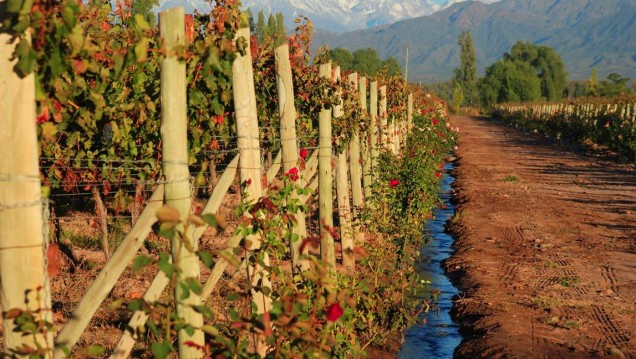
top-left (445, 116), bottom-right (636, 358)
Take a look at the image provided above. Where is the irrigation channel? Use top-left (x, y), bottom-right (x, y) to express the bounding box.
top-left (399, 161), bottom-right (463, 358)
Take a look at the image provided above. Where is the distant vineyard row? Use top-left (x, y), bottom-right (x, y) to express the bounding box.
top-left (494, 95), bottom-right (636, 160)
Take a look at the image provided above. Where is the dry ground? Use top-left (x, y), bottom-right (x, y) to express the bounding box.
top-left (446, 116), bottom-right (636, 358)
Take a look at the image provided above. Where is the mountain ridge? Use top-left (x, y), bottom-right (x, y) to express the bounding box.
top-left (313, 0), bottom-right (636, 82)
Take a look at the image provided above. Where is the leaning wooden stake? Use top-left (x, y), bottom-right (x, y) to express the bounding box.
top-left (160, 7), bottom-right (204, 358)
top-left (0, 28), bottom-right (54, 356)
top-left (274, 44), bottom-right (309, 272)
top-left (333, 66), bottom-right (354, 270)
top-left (55, 186), bottom-right (163, 357)
top-left (232, 27), bottom-right (272, 357)
top-left (318, 62), bottom-right (336, 267)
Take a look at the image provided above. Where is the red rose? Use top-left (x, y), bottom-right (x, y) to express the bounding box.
top-left (299, 148), bottom-right (308, 159)
top-left (432, 118), bottom-right (439, 125)
top-left (435, 172), bottom-right (442, 179)
top-left (326, 302), bottom-right (344, 322)
top-left (286, 167), bottom-right (299, 182)
top-left (246, 178), bottom-right (252, 185)
top-left (389, 179), bottom-right (399, 188)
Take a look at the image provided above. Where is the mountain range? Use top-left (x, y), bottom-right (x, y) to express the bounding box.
top-left (157, 0), bottom-right (501, 33)
top-left (313, 0), bottom-right (636, 83)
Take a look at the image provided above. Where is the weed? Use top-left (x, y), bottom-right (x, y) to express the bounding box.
top-left (563, 320), bottom-right (580, 329)
top-left (559, 277), bottom-right (580, 288)
top-left (534, 296), bottom-right (560, 311)
top-left (545, 260), bottom-right (558, 268)
top-left (502, 175), bottom-right (519, 183)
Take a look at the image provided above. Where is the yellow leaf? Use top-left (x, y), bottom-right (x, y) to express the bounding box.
top-left (156, 205), bottom-right (180, 222)
top-left (40, 122), bottom-right (58, 140)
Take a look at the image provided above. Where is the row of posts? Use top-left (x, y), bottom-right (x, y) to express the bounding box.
top-left (0, 7), bottom-right (415, 357)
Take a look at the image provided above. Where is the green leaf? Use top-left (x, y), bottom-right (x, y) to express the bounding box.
top-left (14, 40), bottom-right (36, 76)
top-left (200, 213), bottom-right (217, 227)
top-left (132, 255), bottom-right (153, 271)
top-left (198, 251), bottom-right (214, 268)
top-left (127, 299), bottom-right (141, 312)
top-left (6, 0), bottom-right (24, 13)
top-left (134, 38), bottom-right (149, 62)
top-left (193, 305), bottom-right (214, 319)
top-left (179, 282), bottom-right (190, 300)
top-left (186, 277), bottom-right (202, 295)
top-left (68, 25), bottom-right (84, 53)
top-left (202, 324), bottom-right (219, 336)
top-left (157, 253), bottom-right (175, 277)
top-left (87, 345), bottom-right (105, 357)
top-left (151, 342), bottom-right (171, 359)
top-left (62, 5), bottom-right (77, 30)
top-left (18, 0), bottom-right (33, 14)
top-left (133, 14), bottom-right (150, 30)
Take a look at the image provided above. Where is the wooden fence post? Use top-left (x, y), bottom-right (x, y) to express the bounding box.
top-left (318, 62), bottom-right (335, 267)
top-left (232, 27), bottom-right (272, 356)
top-left (348, 73), bottom-right (365, 250)
top-left (369, 81), bottom-right (379, 178)
top-left (159, 8), bottom-right (204, 358)
top-left (274, 44), bottom-right (309, 272)
top-left (0, 29), bottom-right (54, 355)
top-left (407, 93), bottom-right (413, 134)
top-left (360, 77), bottom-right (372, 200)
top-left (379, 85), bottom-right (388, 148)
top-left (333, 66), bottom-right (354, 270)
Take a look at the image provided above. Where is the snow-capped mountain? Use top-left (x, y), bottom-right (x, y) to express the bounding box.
top-left (157, 0), bottom-right (502, 32)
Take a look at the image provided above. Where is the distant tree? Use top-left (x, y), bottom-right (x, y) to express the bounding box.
top-left (382, 57), bottom-right (402, 77)
top-left (451, 83), bottom-right (464, 113)
top-left (506, 41), bottom-right (567, 101)
top-left (565, 81), bottom-right (587, 98)
top-left (256, 10), bottom-right (266, 42)
top-left (587, 67), bottom-right (598, 96)
top-left (267, 13), bottom-right (276, 38)
top-left (479, 60), bottom-right (541, 106)
top-left (598, 73), bottom-right (631, 97)
top-left (274, 12), bottom-right (286, 46)
top-left (352, 48), bottom-right (383, 76)
top-left (329, 48), bottom-right (354, 71)
top-left (535, 46), bottom-right (567, 100)
top-left (479, 41), bottom-right (565, 106)
top-left (452, 30), bottom-right (478, 106)
top-left (131, 0), bottom-right (159, 27)
top-left (246, 9), bottom-right (256, 34)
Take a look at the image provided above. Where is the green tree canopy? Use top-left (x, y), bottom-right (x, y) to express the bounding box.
top-left (327, 47), bottom-right (401, 77)
top-left (452, 30), bottom-right (478, 106)
top-left (256, 10), bottom-right (266, 42)
top-left (329, 48), bottom-right (354, 70)
top-left (598, 73), bottom-right (631, 97)
top-left (130, 0), bottom-right (159, 27)
top-left (479, 41), bottom-right (567, 106)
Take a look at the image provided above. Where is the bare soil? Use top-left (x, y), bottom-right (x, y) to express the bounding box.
top-left (445, 116), bottom-right (636, 358)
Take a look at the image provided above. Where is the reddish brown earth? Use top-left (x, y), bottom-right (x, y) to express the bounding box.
top-left (445, 116), bottom-right (636, 358)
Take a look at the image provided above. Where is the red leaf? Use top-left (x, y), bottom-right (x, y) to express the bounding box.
top-left (47, 243), bottom-right (63, 277)
top-left (321, 218), bottom-right (340, 239)
top-left (299, 236), bottom-right (320, 253)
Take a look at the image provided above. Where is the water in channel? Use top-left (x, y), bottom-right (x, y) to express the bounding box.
top-left (399, 162), bottom-right (462, 359)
